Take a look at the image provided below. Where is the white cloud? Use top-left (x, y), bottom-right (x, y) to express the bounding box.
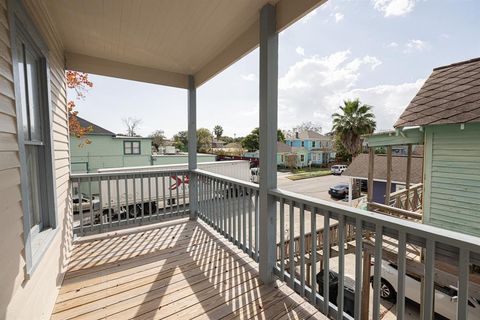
top-left (301, 9), bottom-right (318, 23)
top-left (278, 50), bottom-right (423, 131)
top-left (296, 46), bottom-right (305, 56)
top-left (372, 0), bottom-right (416, 17)
top-left (334, 12), bottom-right (345, 23)
top-left (241, 73), bottom-right (256, 81)
top-left (387, 41), bottom-right (399, 48)
top-left (404, 39), bottom-right (429, 52)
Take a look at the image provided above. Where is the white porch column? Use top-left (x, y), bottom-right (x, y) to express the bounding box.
top-left (259, 3), bottom-right (278, 283)
top-left (188, 75), bottom-right (198, 220)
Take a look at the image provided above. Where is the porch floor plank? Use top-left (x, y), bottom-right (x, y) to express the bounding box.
top-left (53, 219), bottom-right (327, 320)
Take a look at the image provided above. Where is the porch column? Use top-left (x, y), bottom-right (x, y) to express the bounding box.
top-left (259, 3), bottom-right (278, 283)
top-left (188, 75), bottom-right (198, 220)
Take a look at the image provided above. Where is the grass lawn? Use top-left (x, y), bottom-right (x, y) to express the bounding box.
top-left (287, 167), bottom-right (331, 181)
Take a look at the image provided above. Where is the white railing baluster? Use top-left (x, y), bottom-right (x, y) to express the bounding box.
top-left (337, 215), bottom-right (345, 319)
top-left (457, 248), bottom-right (469, 320)
top-left (300, 204), bottom-right (306, 297)
top-left (78, 178), bottom-right (84, 235)
top-left (124, 175), bottom-right (129, 224)
top-left (139, 174), bottom-right (144, 222)
top-left (255, 190), bottom-right (259, 262)
top-left (423, 239), bottom-right (435, 320)
top-left (397, 231), bottom-right (407, 320)
top-left (155, 173), bottom-right (159, 218)
top-left (248, 187), bottom-right (253, 257)
top-left (88, 176), bottom-right (93, 232)
top-left (243, 186), bottom-right (247, 253)
top-left (311, 207), bottom-right (317, 306)
top-left (280, 197), bottom-right (285, 281)
top-left (98, 177), bottom-right (103, 231)
top-left (372, 224), bottom-right (383, 320)
top-left (289, 201), bottom-right (295, 289)
top-left (354, 218), bottom-right (363, 319)
top-left (323, 211), bottom-right (330, 316)
top-left (162, 175), bottom-right (166, 218)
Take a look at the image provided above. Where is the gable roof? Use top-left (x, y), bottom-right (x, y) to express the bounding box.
top-left (277, 141), bottom-right (292, 153)
top-left (76, 116), bottom-right (115, 136)
top-left (287, 130), bottom-right (329, 140)
top-left (343, 153), bottom-right (423, 184)
top-left (395, 57), bottom-right (480, 128)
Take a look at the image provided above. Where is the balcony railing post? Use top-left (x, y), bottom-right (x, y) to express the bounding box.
top-left (258, 3), bottom-right (278, 284)
top-left (188, 75), bottom-right (198, 220)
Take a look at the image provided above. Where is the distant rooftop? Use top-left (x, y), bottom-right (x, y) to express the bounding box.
top-left (76, 116), bottom-right (114, 136)
top-left (343, 153), bottom-right (423, 184)
top-left (395, 57), bottom-right (480, 128)
top-left (287, 130), bottom-right (329, 140)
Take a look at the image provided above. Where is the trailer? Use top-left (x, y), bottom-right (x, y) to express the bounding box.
top-left (73, 161), bottom-right (251, 222)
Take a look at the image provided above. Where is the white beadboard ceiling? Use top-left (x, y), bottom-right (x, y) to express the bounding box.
top-left (46, 0), bottom-right (326, 88)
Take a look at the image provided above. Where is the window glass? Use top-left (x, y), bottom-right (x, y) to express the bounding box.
top-left (25, 48), bottom-right (42, 142)
top-left (132, 141), bottom-right (140, 154)
top-left (17, 43), bottom-right (29, 139)
top-left (26, 145), bottom-right (42, 228)
top-left (124, 143), bottom-right (132, 154)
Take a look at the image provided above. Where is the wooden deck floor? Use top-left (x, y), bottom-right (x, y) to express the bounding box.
top-left (52, 219), bottom-right (327, 320)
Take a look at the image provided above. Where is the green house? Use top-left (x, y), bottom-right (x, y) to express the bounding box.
top-left (366, 57), bottom-right (480, 237)
top-left (70, 117), bottom-right (153, 173)
top-left (277, 141), bottom-right (308, 168)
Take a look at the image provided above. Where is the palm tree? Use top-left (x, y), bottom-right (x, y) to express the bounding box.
top-left (332, 99), bottom-right (376, 156)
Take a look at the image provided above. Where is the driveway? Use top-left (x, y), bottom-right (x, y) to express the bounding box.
top-left (277, 172), bottom-right (349, 203)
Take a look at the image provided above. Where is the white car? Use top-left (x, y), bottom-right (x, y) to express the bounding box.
top-left (331, 165), bottom-right (347, 175)
top-left (374, 260), bottom-right (480, 319)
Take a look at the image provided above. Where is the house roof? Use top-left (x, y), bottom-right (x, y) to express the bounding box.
top-left (76, 116), bottom-right (115, 136)
top-left (277, 141), bottom-right (292, 153)
top-left (43, 0), bottom-right (325, 88)
top-left (395, 57), bottom-right (480, 128)
top-left (212, 139), bottom-right (226, 145)
top-left (287, 130), bottom-right (329, 140)
top-left (343, 153), bottom-right (423, 184)
top-left (224, 142), bottom-right (243, 149)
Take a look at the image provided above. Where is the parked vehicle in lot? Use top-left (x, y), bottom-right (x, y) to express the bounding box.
top-left (72, 194), bottom-right (100, 213)
top-left (373, 260), bottom-right (480, 319)
top-left (331, 164), bottom-right (347, 175)
top-left (329, 183), bottom-right (349, 199)
top-left (316, 270), bottom-right (355, 318)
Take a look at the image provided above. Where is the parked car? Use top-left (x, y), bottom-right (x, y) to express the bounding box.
top-left (316, 270), bottom-right (355, 317)
top-left (329, 183), bottom-right (349, 199)
top-left (373, 260), bottom-right (480, 319)
top-left (331, 164), bottom-right (347, 175)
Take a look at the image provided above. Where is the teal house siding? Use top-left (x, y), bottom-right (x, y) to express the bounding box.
top-left (285, 131), bottom-right (335, 164)
top-left (423, 123), bottom-right (480, 237)
top-left (71, 135), bottom-right (152, 173)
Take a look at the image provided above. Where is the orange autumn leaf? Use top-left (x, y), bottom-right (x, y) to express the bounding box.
top-left (67, 71), bottom-right (93, 145)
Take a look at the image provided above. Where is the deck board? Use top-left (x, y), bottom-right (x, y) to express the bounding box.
top-left (53, 219), bottom-right (327, 320)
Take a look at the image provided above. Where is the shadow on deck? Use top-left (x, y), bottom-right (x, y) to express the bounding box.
top-left (52, 219), bottom-right (327, 319)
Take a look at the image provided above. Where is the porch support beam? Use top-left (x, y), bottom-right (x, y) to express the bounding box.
top-left (258, 3), bottom-right (278, 283)
top-left (188, 75), bottom-right (198, 220)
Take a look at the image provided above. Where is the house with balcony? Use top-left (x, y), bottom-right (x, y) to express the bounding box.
top-left (70, 117), bottom-right (153, 173)
top-left (285, 130), bottom-right (335, 165)
top-left (364, 57), bottom-right (480, 238)
top-left (2, 1), bottom-right (480, 320)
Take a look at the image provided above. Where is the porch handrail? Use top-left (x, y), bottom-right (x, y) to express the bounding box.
top-left (389, 183), bottom-right (423, 211)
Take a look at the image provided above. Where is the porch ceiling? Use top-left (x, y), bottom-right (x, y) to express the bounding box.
top-left (45, 0), bottom-right (326, 88)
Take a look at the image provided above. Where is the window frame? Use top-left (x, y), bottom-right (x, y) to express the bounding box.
top-left (124, 140), bottom-right (141, 155)
top-left (8, 0), bottom-right (58, 276)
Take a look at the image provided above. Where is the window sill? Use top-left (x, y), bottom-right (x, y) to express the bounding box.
top-left (27, 227), bottom-right (58, 277)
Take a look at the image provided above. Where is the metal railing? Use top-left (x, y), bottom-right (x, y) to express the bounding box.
top-left (193, 169), bottom-right (260, 261)
top-left (269, 188), bottom-right (480, 320)
top-left (71, 169), bottom-right (190, 236)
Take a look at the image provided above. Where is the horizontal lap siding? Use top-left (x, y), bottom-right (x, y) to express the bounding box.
top-left (3, 0), bottom-right (72, 319)
top-left (428, 124), bottom-right (480, 237)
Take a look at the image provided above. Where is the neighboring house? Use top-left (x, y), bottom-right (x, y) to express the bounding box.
top-left (243, 142), bottom-right (308, 168)
top-left (277, 142), bottom-right (308, 168)
top-left (365, 57), bottom-right (480, 237)
top-left (343, 153), bottom-right (423, 204)
top-left (221, 142), bottom-right (245, 155)
top-left (70, 117), bottom-right (153, 173)
top-left (285, 130), bottom-right (335, 164)
top-left (211, 138), bottom-right (226, 149)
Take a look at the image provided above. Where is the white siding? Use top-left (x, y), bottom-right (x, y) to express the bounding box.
top-left (1, 0), bottom-right (71, 318)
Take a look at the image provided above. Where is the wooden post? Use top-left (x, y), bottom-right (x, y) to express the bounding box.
top-left (187, 75), bottom-right (197, 220)
top-left (367, 147), bottom-right (375, 207)
top-left (385, 146), bottom-right (392, 205)
top-left (405, 144), bottom-right (412, 210)
top-left (362, 147), bottom-right (375, 320)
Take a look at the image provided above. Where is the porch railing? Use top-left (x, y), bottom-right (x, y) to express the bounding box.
top-left (389, 183), bottom-right (423, 212)
top-left (71, 169), bottom-right (190, 236)
top-left (69, 169), bottom-right (480, 320)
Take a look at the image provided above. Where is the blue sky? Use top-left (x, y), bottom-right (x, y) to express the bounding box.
top-left (71, 0), bottom-right (480, 138)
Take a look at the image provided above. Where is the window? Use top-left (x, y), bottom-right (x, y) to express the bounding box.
top-left (10, 1), bottom-right (57, 275)
top-left (281, 155), bottom-right (284, 162)
top-left (312, 141), bottom-right (316, 147)
top-left (301, 141), bottom-right (304, 147)
top-left (300, 155), bottom-right (305, 162)
top-left (124, 141), bottom-right (141, 155)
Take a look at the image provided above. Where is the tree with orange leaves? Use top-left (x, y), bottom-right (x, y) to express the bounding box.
top-left (67, 70), bottom-right (93, 145)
